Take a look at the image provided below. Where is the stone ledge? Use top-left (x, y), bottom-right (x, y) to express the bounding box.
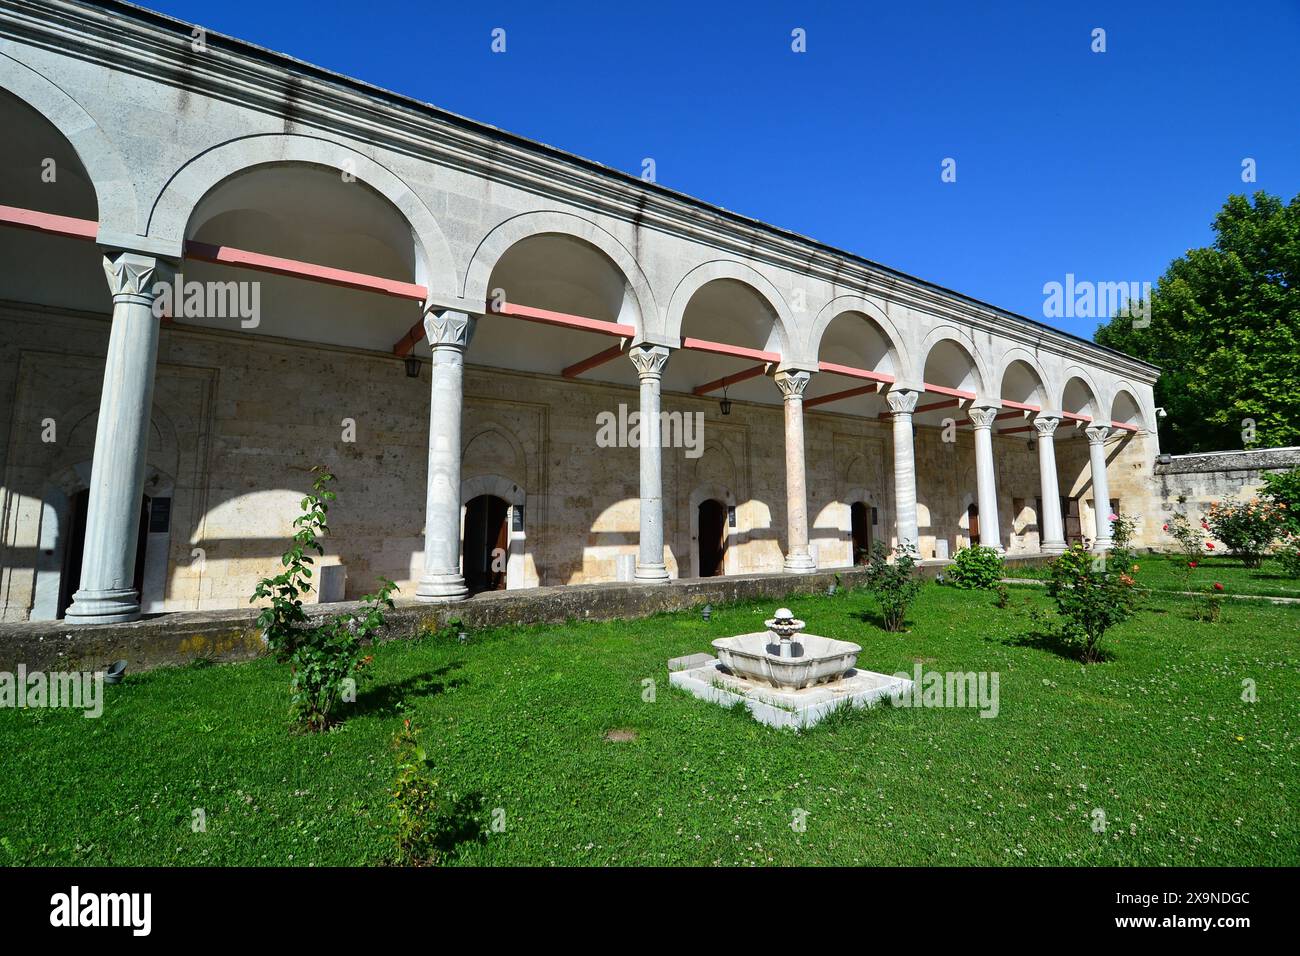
top-left (0, 555), bottom-right (1054, 674)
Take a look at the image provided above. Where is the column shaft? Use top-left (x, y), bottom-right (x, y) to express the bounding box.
top-left (776, 370), bottom-right (815, 573)
top-left (1034, 416), bottom-right (1067, 553)
top-left (887, 389), bottom-right (920, 556)
top-left (631, 345), bottom-right (670, 582)
top-left (969, 406), bottom-right (1004, 553)
top-left (416, 310), bottom-right (475, 602)
top-left (1086, 425), bottom-right (1113, 550)
top-left (66, 253), bottom-right (172, 624)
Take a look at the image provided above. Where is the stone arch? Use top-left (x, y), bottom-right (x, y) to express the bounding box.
top-left (994, 347), bottom-right (1051, 405)
top-left (462, 422), bottom-right (528, 487)
top-left (807, 294), bottom-right (910, 373)
top-left (919, 326), bottom-right (990, 396)
top-left (459, 473), bottom-right (532, 591)
top-left (1060, 365), bottom-right (1103, 418)
top-left (665, 259), bottom-right (798, 359)
top-left (1108, 382), bottom-right (1147, 431)
top-left (0, 51), bottom-right (138, 234)
top-left (463, 211), bottom-right (657, 339)
top-left (145, 134), bottom-right (457, 299)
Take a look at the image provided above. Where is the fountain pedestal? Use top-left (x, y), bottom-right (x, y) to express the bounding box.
top-left (670, 607), bottom-right (915, 730)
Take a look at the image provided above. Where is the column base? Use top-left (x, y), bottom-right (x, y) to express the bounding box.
top-left (634, 562), bottom-right (670, 584)
top-left (1040, 540), bottom-right (1068, 555)
top-left (64, 588), bottom-right (142, 625)
top-left (783, 553), bottom-right (817, 574)
top-left (1091, 540), bottom-right (1114, 554)
top-left (415, 572), bottom-right (468, 603)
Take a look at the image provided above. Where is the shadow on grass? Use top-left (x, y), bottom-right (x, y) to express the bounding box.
top-left (1000, 628), bottom-right (1114, 664)
top-left (353, 662), bottom-right (467, 718)
top-left (432, 791), bottom-right (489, 860)
top-left (853, 609), bottom-right (910, 633)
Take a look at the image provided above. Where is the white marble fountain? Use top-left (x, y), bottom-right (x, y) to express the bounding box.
top-left (668, 608), bottom-right (914, 730)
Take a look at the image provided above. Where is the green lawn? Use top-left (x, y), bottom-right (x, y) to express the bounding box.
top-left (1, 582), bottom-right (1296, 866)
top-left (1010, 553), bottom-right (1300, 599)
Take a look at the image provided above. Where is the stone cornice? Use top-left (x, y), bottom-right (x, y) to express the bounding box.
top-left (4, 0), bottom-right (1159, 384)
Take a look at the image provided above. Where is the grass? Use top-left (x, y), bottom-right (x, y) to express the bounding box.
top-left (1010, 553), bottom-right (1300, 599)
top-left (1, 582), bottom-right (1296, 866)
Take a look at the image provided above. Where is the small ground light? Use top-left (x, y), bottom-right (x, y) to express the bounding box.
top-left (404, 355), bottom-right (422, 378)
top-left (104, 660), bottom-right (127, 684)
top-left (827, 582), bottom-right (837, 596)
top-left (701, 604), bottom-right (712, 621)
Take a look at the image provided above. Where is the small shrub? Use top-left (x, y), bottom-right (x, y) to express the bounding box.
top-left (1045, 543), bottom-right (1141, 663)
top-left (994, 583), bottom-right (1011, 609)
top-left (862, 542), bottom-right (923, 632)
top-left (388, 719), bottom-right (444, 866)
top-left (1205, 498), bottom-right (1285, 568)
top-left (1191, 581), bottom-right (1225, 623)
top-left (1276, 535), bottom-right (1300, 579)
top-left (1162, 497), bottom-right (1204, 563)
top-left (1260, 467), bottom-right (1300, 535)
top-left (946, 545), bottom-right (1005, 590)
top-left (251, 467), bottom-right (397, 731)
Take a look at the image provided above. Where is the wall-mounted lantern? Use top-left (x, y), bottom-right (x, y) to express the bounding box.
top-left (404, 355), bottom-right (422, 378)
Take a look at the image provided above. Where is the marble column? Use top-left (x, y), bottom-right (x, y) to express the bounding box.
top-left (66, 252), bottom-right (173, 624)
top-left (630, 344), bottom-right (671, 583)
top-left (1086, 424), bottom-right (1113, 551)
top-left (776, 369), bottom-right (816, 573)
top-left (416, 309), bottom-right (475, 602)
top-left (1033, 415), bottom-right (1068, 554)
top-left (968, 406), bottom-right (1004, 553)
top-left (887, 388), bottom-right (920, 557)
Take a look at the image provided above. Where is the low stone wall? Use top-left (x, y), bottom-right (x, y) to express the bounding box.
top-left (0, 555), bottom-right (1053, 674)
top-left (1152, 446), bottom-right (1300, 543)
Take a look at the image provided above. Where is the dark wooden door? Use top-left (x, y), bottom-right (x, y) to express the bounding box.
top-left (698, 499), bottom-right (727, 577)
top-left (464, 494), bottom-right (509, 595)
top-left (967, 503), bottom-right (981, 546)
top-left (850, 501), bottom-right (872, 564)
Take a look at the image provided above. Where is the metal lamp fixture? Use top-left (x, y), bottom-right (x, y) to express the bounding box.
top-left (404, 355), bottom-right (422, 378)
top-left (719, 387), bottom-right (732, 416)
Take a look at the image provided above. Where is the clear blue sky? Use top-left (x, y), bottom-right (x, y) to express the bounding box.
top-left (140, 0), bottom-right (1300, 341)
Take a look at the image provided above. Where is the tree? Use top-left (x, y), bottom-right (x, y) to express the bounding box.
top-left (1095, 191), bottom-right (1300, 454)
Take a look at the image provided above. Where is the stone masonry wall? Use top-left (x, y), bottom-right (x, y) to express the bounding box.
top-left (0, 304), bottom-right (1164, 621)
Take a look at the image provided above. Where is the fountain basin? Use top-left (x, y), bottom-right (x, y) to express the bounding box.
top-left (712, 632), bottom-right (861, 691)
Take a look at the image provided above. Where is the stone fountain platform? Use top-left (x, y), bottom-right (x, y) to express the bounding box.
top-left (668, 654), bottom-right (914, 731)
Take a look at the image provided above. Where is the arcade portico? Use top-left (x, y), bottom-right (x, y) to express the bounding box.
top-left (0, 1), bottom-right (1159, 625)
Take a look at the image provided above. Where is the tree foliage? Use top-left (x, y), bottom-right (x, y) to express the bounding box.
top-left (1095, 191), bottom-right (1299, 453)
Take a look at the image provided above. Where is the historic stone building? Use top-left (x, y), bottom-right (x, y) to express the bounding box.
top-left (0, 1), bottom-right (1160, 624)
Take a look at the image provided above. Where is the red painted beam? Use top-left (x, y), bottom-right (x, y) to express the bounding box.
top-left (185, 240), bottom-right (428, 300)
top-left (392, 320), bottom-right (425, 357)
top-left (998, 425), bottom-right (1037, 435)
top-left (816, 360), bottom-right (895, 384)
top-left (693, 363), bottom-right (770, 396)
top-left (1110, 420), bottom-right (1140, 432)
top-left (1000, 398), bottom-right (1041, 412)
top-left (0, 204), bottom-right (98, 241)
top-left (922, 382), bottom-right (978, 401)
top-left (805, 383), bottom-right (880, 409)
top-left (563, 341), bottom-right (628, 378)
top-left (680, 337), bottom-right (781, 364)
top-left (494, 302), bottom-right (635, 338)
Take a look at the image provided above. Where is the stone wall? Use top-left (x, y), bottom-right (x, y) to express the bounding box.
top-left (1149, 447), bottom-right (1300, 547)
top-left (0, 304), bottom-right (1163, 622)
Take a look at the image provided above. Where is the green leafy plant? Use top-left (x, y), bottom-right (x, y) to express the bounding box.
top-left (1260, 467), bottom-right (1300, 535)
top-left (1205, 497), bottom-right (1285, 568)
top-left (1162, 497), bottom-right (1205, 564)
top-left (862, 542), bottom-right (923, 632)
top-left (387, 719), bottom-right (444, 866)
top-left (946, 545), bottom-right (1005, 590)
top-left (1191, 581), bottom-right (1225, 623)
top-left (251, 467), bottom-right (397, 731)
top-left (994, 583), bottom-right (1011, 609)
top-left (1045, 543), bottom-right (1141, 663)
top-left (1276, 535), bottom-right (1300, 579)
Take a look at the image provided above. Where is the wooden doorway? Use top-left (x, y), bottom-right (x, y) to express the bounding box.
top-left (1064, 496), bottom-right (1082, 545)
top-left (464, 494), bottom-right (509, 595)
top-left (850, 501), bottom-right (872, 565)
top-left (57, 491), bottom-right (149, 619)
top-left (697, 499), bottom-right (727, 577)
top-left (967, 503), bottom-right (981, 547)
